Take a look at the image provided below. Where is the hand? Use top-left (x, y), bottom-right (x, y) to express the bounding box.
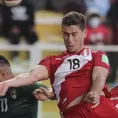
top-left (83, 91), bottom-right (100, 108)
top-left (0, 82), bottom-right (9, 96)
top-left (33, 87), bottom-right (55, 101)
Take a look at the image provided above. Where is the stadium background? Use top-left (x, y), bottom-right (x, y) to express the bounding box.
top-left (0, 0), bottom-right (118, 118)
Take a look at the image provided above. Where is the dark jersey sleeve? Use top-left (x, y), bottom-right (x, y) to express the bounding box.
top-left (19, 83), bottom-right (44, 96)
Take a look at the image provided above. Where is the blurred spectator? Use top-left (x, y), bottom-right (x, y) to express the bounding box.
top-left (63, 0), bottom-right (86, 15)
top-left (28, 0), bottom-right (47, 11)
top-left (107, 0), bottom-right (118, 44)
top-left (107, 0), bottom-right (118, 82)
top-left (85, 0), bottom-right (110, 17)
top-left (110, 0), bottom-right (117, 4)
top-left (45, 0), bottom-right (66, 12)
top-left (45, 0), bottom-right (86, 14)
top-left (85, 9), bottom-right (112, 45)
top-left (1, 0), bottom-right (38, 59)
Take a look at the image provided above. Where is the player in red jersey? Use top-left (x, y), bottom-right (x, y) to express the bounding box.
top-left (0, 12), bottom-right (118, 118)
top-left (110, 86), bottom-right (118, 109)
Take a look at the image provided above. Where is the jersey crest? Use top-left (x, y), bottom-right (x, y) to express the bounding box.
top-left (10, 89), bottom-right (17, 99)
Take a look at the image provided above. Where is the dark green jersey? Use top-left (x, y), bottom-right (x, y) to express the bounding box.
top-left (0, 83), bottom-right (43, 118)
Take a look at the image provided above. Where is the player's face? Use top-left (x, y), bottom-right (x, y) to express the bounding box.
top-left (0, 68), bottom-right (7, 82)
top-left (0, 66), bottom-right (12, 82)
top-left (62, 25), bottom-right (87, 53)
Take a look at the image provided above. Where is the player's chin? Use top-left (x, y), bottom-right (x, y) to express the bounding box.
top-left (67, 48), bottom-right (76, 53)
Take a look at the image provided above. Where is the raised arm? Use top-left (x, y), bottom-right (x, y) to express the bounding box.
top-left (0, 65), bottom-right (49, 96)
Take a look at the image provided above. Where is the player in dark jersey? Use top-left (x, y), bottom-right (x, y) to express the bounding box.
top-left (0, 55), bottom-right (51, 118)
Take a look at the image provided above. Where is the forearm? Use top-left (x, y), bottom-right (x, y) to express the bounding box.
top-left (5, 73), bottom-right (38, 88)
top-left (4, 65), bottom-right (48, 88)
top-left (90, 76), bottom-right (106, 94)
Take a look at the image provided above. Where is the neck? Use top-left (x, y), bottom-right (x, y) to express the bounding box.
top-left (74, 45), bottom-right (84, 53)
top-left (76, 46), bottom-right (84, 53)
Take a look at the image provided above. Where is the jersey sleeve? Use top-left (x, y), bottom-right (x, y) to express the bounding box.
top-left (20, 83), bottom-right (45, 96)
top-left (93, 51), bottom-right (110, 70)
top-left (39, 56), bottom-right (52, 77)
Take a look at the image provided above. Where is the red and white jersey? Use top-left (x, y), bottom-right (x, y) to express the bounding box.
top-left (39, 48), bottom-right (110, 112)
top-left (110, 86), bottom-right (118, 109)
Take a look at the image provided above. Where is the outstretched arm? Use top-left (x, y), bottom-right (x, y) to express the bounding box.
top-left (33, 87), bottom-right (55, 101)
top-left (0, 65), bottom-right (49, 96)
top-left (7, 65), bottom-right (48, 87)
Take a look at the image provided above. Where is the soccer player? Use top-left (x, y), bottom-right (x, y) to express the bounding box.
top-left (110, 86), bottom-right (118, 108)
top-left (0, 55), bottom-right (51, 118)
top-left (0, 12), bottom-right (118, 118)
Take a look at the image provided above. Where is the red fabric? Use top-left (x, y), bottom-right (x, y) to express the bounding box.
top-left (111, 98), bottom-right (118, 107)
top-left (85, 25), bottom-right (110, 45)
top-left (39, 48), bottom-right (110, 112)
top-left (64, 96), bottom-right (118, 118)
top-left (93, 51), bottom-right (110, 70)
top-left (110, 86), bottom-right (118, 107)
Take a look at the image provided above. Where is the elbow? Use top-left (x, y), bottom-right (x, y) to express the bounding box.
top-left (94, 75), bottom-right (106, 83)
top-left (31, 75), bottom-right (39, 83)
top-left (30, 73), bottom-right (45, 83)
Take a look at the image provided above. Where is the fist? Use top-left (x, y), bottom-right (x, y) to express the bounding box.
top-left (83, 91), bottom-right (100, 105)
top-left (0, 82), bottom-right (9, 96)
top-left (33, 87), bottom-right (55, 101)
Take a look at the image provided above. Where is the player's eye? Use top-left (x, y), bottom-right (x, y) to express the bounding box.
top-left (2, 72), bottom-right (5, 76)
top-left (72, 32), bottom-right (77, 37)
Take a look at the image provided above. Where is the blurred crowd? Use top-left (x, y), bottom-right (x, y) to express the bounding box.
top-left (0, 0), bottom-right (118, 82)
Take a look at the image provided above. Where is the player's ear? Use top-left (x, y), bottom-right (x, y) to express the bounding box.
top-left (83, 29), bottom-right (87, 38)
top-left (1, 71), bottom-right (5, 76)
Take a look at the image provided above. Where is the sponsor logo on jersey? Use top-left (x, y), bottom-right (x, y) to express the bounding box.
top-left (81, 48), bottom-right (89, 56)
top-left (102, 54), bottom-right (109, 65)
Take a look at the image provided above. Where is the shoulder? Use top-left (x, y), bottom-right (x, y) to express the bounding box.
top-left (92, 50), bottom-right (107, 57)
top-left (40, 52), bottom-right (66, 63)
top-left (92, 50), bottom-right (108, 62)
top-left (91, 50), bottom-right (109, 68)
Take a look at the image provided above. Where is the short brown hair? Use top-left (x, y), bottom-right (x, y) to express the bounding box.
top-left (62, 11), bottom-right (86, 30)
